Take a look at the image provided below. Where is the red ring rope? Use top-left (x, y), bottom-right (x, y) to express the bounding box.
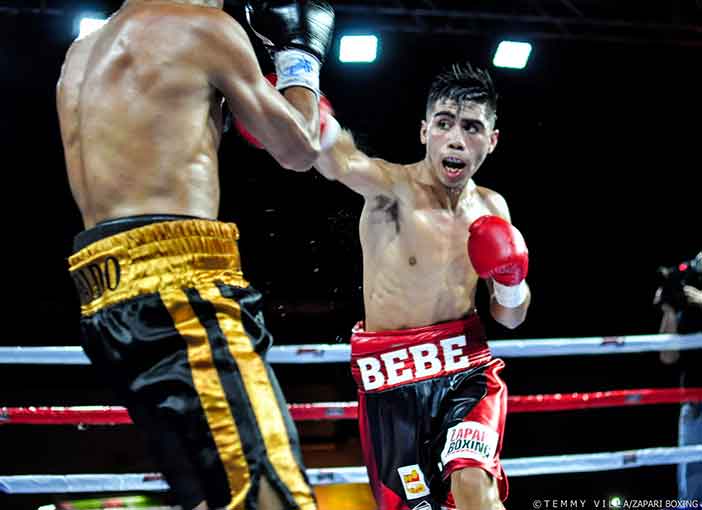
top-left (2, 388), bottom-right (701, 425)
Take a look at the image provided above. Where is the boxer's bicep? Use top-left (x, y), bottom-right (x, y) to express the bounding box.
top-left (316, 131), bottom-right (394, 197)
top-left (203, 13), bottom-right (318, 169)
top-left (227, 73), bottom-right (318, 169)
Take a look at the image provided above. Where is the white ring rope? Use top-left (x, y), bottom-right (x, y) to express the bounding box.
top-left (1, 333), bottom-right (701, 365)
top-left (2, 446), bottom-right (701, 493)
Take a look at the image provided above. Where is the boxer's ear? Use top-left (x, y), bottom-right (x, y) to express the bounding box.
top-left (420, 120), bottom-right (428, 145)
top-left (488, 129), bottom-right (499, 153)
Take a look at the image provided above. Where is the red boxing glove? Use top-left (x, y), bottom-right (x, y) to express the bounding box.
top-left (234, 120), bottom-right (264, 148)
top-left (234, 73), bottom-right (339, 150)
top-left (319, 94), bottom-right (340, 150)
top-left (468, 215), bottom-right (529, 307)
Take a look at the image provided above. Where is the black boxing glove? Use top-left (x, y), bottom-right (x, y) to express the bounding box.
top-left (246, 0), bottom-right (334, 97)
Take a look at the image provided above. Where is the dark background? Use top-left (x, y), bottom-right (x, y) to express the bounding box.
top-left (1, 0), bottom-right (701, 508)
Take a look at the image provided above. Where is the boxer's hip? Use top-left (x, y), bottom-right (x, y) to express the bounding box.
top-left (69, 215), bottom-right (245, 316)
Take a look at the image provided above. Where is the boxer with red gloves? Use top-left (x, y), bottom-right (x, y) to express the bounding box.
top-left (469, 215), bottom-right (530, 314)
top-left (316, 63), bottom-right (529, 509)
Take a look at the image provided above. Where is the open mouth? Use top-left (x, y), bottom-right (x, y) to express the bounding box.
top-left (442, 157), bottom-right (467, 178)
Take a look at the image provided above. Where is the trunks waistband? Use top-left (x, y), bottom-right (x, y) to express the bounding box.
top-left (73, 214), bottom-right (202, 251)
top-left (68, 218), bottom-right (243, 316)
top-left (350, 315), bottom-right (491, 392)
top-left (351, 315), bottom-right (486, 355)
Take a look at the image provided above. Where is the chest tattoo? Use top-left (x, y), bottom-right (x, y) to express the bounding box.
top-left (372, 195), bottom-right (400, 233)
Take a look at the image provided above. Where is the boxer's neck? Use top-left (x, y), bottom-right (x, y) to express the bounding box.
top-left (415, 160), bottom-right (472, 212)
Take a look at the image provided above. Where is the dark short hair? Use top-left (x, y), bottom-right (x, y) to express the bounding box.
top-left (426, 62), bottom-right (498, 124)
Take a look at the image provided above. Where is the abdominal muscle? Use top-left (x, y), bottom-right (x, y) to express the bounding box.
top-left (361, 224), bottom-right (480, 332)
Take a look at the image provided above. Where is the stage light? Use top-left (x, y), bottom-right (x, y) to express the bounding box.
top-left (339, 35), bottom-right (378, 63)
top-left (77, 16), bottom-right (107, 38)
top-left (493, 41), bottom-right (532, 69)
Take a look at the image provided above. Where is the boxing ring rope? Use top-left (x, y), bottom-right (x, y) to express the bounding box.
top-left (2, 332), bottom-right (702, 365)
top-left (3, 388), bottom-right (702, 425)
top-left (3, 333), bottom-right (702, 495)
top-left (3, 446), bottom-right (702, 493)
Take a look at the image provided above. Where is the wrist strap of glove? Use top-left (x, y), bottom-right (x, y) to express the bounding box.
top-left (274, 49), bottom-right (321, 99)
top-left (493, 280), bottom-right (528, 308)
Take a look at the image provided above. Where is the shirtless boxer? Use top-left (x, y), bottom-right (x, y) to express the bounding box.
top-left (315, 63), bottom-right (531, 509)
top-left (56, 0), bottom-right (334, 508)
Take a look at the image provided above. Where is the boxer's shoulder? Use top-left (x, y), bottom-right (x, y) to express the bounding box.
top-left (59, 29), bottom-right (99, 95)
top-left (473, 183), bottom-right (497, 199)
top-left (376, 159), bottom-right (406, 180)
top-left (473, 185), bottom-right (509, 219)
top-left (120, 3), bottom-right (238, 47)
top-left (354, 159), bottom-right (404, 199)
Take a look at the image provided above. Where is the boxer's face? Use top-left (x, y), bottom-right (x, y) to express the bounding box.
top-left (420, 99), bottom-right (499, 190)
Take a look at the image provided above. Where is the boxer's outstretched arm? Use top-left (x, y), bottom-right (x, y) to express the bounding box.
top-left (315, 130), bottom-right (395, 197)
top-left (203, 11), bottom-right (319, 171)
top-left (480, 190), bottom-right (531, 329)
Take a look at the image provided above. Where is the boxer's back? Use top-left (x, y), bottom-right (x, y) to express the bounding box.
top-left (57, 3), bottom-right (224, 228)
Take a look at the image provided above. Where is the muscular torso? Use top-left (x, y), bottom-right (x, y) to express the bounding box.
top-left (361, 164), bottom-right (503, 331)
top-left (57, 3), bottom-right (224, 228)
